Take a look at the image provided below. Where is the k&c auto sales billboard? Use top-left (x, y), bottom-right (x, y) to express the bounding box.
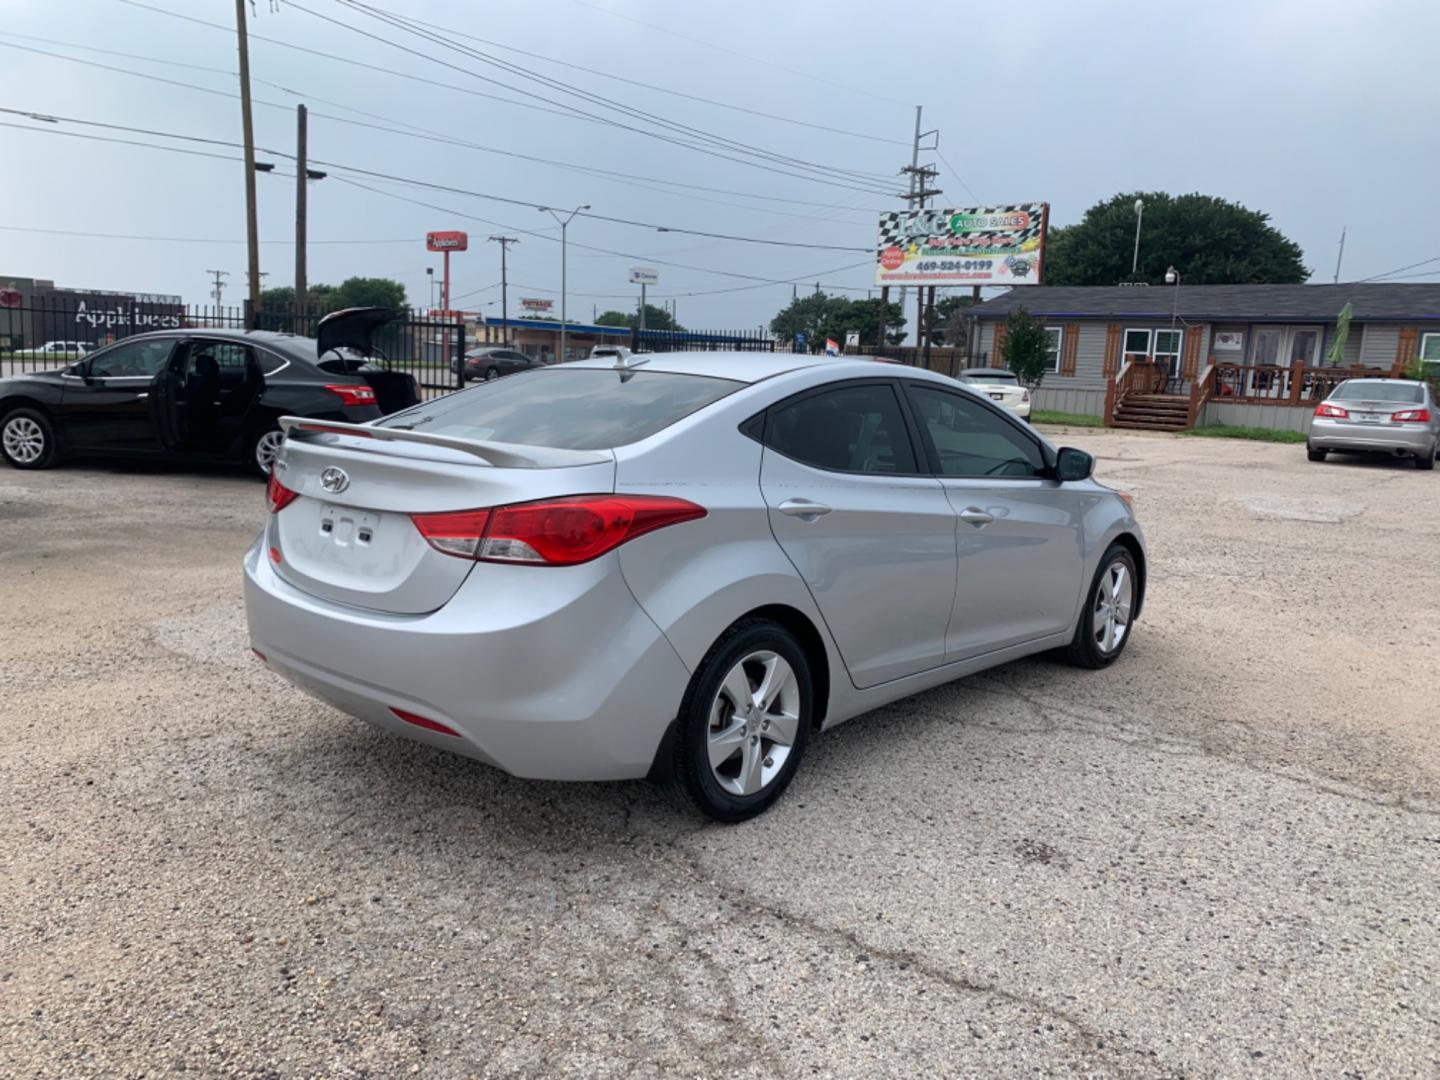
top-left (875, 203), bottom-right (1048, 287)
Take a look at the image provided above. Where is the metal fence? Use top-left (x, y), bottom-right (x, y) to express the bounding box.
top-left (0, 298), bottom-right (466, 401)
top-left (629, 325), bottom-right (776, 353)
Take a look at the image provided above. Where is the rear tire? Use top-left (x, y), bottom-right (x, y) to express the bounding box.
top-left (1, 407), bottom-right (59, 470)
top-left (1306, 446), bottom-right (1327, 462)
top-left (1063, 543), bottom-right (1138, 670)
top-left (484, 366), bottom-right (500, 381)
top-left (1418, 448), bottom-right (1435, 472)
top-left (248, 424), bottom-right (285, 478)
top-left (659, 618), bottom-right (812, 822)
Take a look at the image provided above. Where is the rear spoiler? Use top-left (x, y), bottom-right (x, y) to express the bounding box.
top-left (277, 417), bottom-right (611, 470)
top-left (315, 306), bottom-right (402, 359)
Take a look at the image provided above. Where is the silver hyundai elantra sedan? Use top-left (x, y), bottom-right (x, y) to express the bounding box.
top-left (245, 352), bottom-right (1145, 821)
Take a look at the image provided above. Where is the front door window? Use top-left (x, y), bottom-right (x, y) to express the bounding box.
top-left (1287, 328), bottom-right (1321, 367)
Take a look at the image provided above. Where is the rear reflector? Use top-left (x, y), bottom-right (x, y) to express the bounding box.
top-left (1392, 407), bottom-right (1432, 423)
top-left (389, 707), bottom-right (462, 738)
top-left (410, 494), bottom-right (706, 565)
top-left (267, 472), bottom-right (299, 513)
top-left (268, 546), bottom-right (282, 565)
top-left (325, 383), bottom-right (378, 407)
top-left (251, 648), bottom-right (267, 663)
top-left (1315, 402), bottom-right (1349, 418)
top-left (292, 423), bottom-right (374, 438)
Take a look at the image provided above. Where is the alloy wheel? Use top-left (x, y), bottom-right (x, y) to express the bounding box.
top-left (254, 430), bottom-right (285, 474)
top-left (3, 416), bottom-right (45, 464)
top-left (1092, 559), bottom-right (1134, 654)
top-left (706, 650), bottom-right (801, 797)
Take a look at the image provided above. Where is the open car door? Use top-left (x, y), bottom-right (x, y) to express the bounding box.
top-left (148, 356), bottom-right (187, 451)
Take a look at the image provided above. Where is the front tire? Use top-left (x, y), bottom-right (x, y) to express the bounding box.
top-left (1063, 543), bottom-right (1138, 669)
top-left (1, 407), bottom-right (59, 469)
top-left (660, 618), bottom-right (812, 822)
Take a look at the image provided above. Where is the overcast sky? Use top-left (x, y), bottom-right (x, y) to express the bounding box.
top-left (1, 0), bottom-right (1436, 331)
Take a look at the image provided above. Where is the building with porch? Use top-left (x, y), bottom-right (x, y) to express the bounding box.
top-left (969, 283), bottom-right (1438, 431)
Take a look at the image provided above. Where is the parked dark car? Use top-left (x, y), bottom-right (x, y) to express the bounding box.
top-left (452, 346), bottom-right (540, 382)
top-left (0, 307), bottom-right (419, 476)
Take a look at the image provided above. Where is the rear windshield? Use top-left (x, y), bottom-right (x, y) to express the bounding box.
top-left (377, 368), bottom-right (742, 449)
top-left (966, 371), bottom-right (1018, 384)
top-left (1332, 381), bottom-right (1423, 403)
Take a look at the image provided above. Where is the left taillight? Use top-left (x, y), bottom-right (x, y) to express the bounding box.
top-left (1315, 402), bottom-right (1349, 419)
top-left (411, 495), bottom-right (706, 565)
top-left (1392, 407), bottom-right (1431, 423)
top-left (1021, 388), bottom-right (1031, 403)
top-left (267, 471), bottom-right (299, 513)
top-left (325, 383), bottom-right (377, 407)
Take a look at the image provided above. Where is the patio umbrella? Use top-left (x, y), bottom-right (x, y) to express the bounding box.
top-left (1325, 302), bottom-right (1353, 367)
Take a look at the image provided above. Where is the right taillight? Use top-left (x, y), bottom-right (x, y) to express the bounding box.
top-left (267, 472), bottom-right (300, 513)
top-left (1392, 407), bottom-right (1431, 423)
top-left (411, 495), bottom-right (705, 565)
top-left (1315, 402), bottom-right (1349, 418)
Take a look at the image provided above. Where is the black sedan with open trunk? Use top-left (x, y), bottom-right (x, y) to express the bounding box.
top-left (0, 308), bottom-right (419, 476)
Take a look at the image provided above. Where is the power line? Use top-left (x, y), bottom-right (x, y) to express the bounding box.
top-left (1353, 254), bottom-right (1440, 283)
top-left (116, 0), bottom-right (897, 196)
top-left (0, 33), bottom-right (880, 218)
top-left (287, 0), bottom-right (897, 193)
top-left (330, 175), bottom-right (875, 294)
top-left (0, 223), bottom-right (416, 245)
top-left (0, 108), bottom-right (871, 251)
top-left (566, 0), bottom-right (909, 107)
top-left (935, 147), bottom-right (982, 205)
top-left (348, 1), bottom-right (908, 146)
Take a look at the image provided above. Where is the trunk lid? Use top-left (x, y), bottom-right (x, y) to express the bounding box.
top-left (269, 425), bottom-right (615, 614)
top-left (1345, 399), bottom-right (1417, 425)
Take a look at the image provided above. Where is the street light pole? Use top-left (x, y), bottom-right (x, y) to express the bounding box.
top-left (1131, 198), bottom-right (1145, 278)
top-left (540, 204), bottom-right (589, 362)
top-left (1165, 265), bottom-right (1180, 384)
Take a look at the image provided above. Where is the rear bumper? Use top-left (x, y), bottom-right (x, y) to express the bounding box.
top-left (1309, 419), bottom-right (1434, 455)
top-left (243, 539), bottom-right (691, 781)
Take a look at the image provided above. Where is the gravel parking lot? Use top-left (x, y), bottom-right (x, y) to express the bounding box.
top-left (3, 433), bottom-right (1438, 1078)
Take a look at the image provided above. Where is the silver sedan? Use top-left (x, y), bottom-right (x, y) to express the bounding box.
top-left (1308, 378), bottom-right (1438, 470)
top-left (244, 353), bottom-right (1146, 821)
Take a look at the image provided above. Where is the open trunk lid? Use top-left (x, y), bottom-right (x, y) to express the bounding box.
top-left (268, 421), bottom-right (615, 614)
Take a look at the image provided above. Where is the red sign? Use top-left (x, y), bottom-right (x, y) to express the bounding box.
top-left (426, 230), bottom-right (469, 252)
top-left (880, 246), bottom-right (904, 271)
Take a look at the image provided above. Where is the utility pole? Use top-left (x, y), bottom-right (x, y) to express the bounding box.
top-left (234, 0), bottom-right (261, 327)
top-left (539, 204), bottom-right (588, 363)
top-left (293, 105), bottom-right (308, 315)
top-left (899, 106), bottom-right (941, 361)
top-left (293, 104), bottom-right (307, 330)
top-left (488, 235), bottom-right (518, 343)
top-left (1333, 226), bottom-right (1347, 284)
top-left (206, 269), bottom-right (229, 308)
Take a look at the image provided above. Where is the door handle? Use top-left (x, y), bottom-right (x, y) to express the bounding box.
top-left (778, 498), bottom-right (832, 520)
top-left (959, 507), bottom-right (994, 527)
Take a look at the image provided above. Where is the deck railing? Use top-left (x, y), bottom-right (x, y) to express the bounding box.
top-left (1103, 357), bottom-right (1168, 424)
top-left (1212, 362), bottom-right (1396, 405)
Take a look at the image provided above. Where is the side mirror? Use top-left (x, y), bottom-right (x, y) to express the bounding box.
top-left (1055, 446), bottom-right (1095, 482)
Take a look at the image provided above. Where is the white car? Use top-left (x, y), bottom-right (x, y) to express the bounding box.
top-left (959, 368), bottom-right (1031, 418)
top-left (35, 340), bottom-right (93, 355)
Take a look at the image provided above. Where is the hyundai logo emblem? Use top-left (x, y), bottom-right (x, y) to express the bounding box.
top-left (319, 467), bottom-right (350, 494)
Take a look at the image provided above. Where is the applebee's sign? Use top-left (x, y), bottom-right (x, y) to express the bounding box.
top-left (74, 300), bottom-right (182, 331)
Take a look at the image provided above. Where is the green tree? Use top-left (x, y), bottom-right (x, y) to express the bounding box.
top-left (931, 294), bottom-right (978, 348)
top-left (1000, 307), bottom-right (1052, 389)
top-left (594, 304), bottom-right (682, 331)
top-left (1043, 191), bottom-right (1309, 286)
top-left (769, 293), bottom-right (904, 351)
top-left (329, 276), bottom-right (407, 311)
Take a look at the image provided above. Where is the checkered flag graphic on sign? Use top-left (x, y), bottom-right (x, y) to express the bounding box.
top-left (876, 204), bottom-right (1046, 254)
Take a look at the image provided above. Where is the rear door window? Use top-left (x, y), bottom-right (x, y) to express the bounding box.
top-left (763, 382), bottom-right (918, 474)
top-left (377, 368), bottom-right (741, 449)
